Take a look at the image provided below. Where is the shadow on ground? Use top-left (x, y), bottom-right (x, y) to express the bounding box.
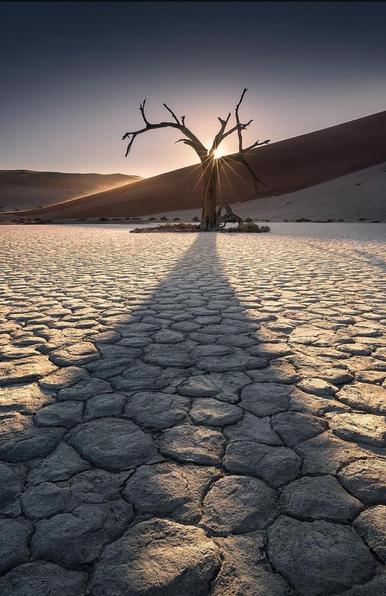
top-left (0, 230), bottom-right (385, 595)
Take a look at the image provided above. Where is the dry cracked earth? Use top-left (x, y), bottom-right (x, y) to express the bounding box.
top-left (0, 224), bottom-right (385, 596)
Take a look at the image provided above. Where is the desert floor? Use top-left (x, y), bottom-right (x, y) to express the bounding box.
top-left (0, 224), bottom-right (385, 595)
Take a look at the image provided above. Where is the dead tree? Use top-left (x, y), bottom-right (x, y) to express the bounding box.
top-left (122, 89), bottom-right (269, 231)
top-left (216, 203), bottom-right (244, 228)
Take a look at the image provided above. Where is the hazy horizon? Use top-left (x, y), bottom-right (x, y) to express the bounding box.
top-left (1, 1), bottom-right (385, 178)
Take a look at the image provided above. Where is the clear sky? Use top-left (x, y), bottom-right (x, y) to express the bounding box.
top-left (0, 1), bottom-right (385, 178)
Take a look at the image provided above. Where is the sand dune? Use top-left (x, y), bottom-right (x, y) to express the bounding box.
top-left (147, 162), bottom-right (386, 223)
top-left (0, 170), bottom-right (140, 211)
top-left (4, 110), bottom-right (386, 220)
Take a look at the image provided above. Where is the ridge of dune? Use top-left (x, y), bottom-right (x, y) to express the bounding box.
top-left (4, 110), bottom-right (386, 220)
top-left (0, 170), bottom-right (141, 211)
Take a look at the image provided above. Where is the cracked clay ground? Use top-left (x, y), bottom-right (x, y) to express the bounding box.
top-left (0, 224), bottom-right (385, 596)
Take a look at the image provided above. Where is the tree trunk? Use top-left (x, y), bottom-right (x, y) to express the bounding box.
top-left (200, 155), bottom-right (218, 231)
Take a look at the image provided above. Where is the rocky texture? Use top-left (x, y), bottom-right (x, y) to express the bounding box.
top-left (190, 398), bottom-right (243, 426)
top-left (0, 356), bottom-right (57, 386)
top-left (327, 411), bottom-right (386, 446)
top-left (159, 424), bottom-right (225, 466)
top-left (224, 440), bottom-right (302, 486)
top-left (0, 225), bottom-right (385, 594)
top-left (201, 475), bottom-right (278, 534)
top-left (90, 518), bottom-right (221, 595)
top-left (295, 432), bottom-right (370, 475)
top-left (338, 574), bottom-right (386, 596)
top-left (84, 392), bottom-right (125, 419)
top-left (354, 505), bottom-right (386, 562)
top-left (32, 501), bottom-right (134, 567)
top-left (27, 442), bottom-right (90, 484)
top-left (177, 374), bottom-right (220, 398)
top-left (124, 462), bottom-right (220, 523)
top-left (211, 533), bottom-right (290, 595)
top-left (279, 475), bottom-right (363, 521)
top-left (68, 418), bottom-right (160, 470)
top-left (297, 377), bottom-right (338, 397)
top-left (0, 562), bottom-right (87, 595)
top-left (240, 382), bottom-right (291, 416)
top-left (223, 412), bottom-right (282, 446)
top-left (0, 518), bottom-right (32, 573)
top-left (0, 414), bottom-right (65, 462)
top-left (337, 382), bottom-right (386, 414)
top-left (271, 411), bottom-right (327, 446)
top-left (338, 458), bottom-right (386, 505)
top-left (34, 401), bottom-right (83, 428)
top-left (0, 461), bottom-right (25, 508)
top-left (0, 383), bottom-right (54, 414)
top-left (38, 366), bottom-right (88, 391)
top-left (124, 391), bottom-right (190, 429)
top-left (268, 516), bottom-right (375, 595)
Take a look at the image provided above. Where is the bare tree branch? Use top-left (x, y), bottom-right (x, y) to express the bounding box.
top-left (210, 112), bottom-right (231, 152)
top-left (175, 138), bottom-right (200, 151)
top-left (230, 88), bottom-right (270, 192)
top-left (163, 103), bottom-right (180, 124)
top-left (235, 88), bottom-right (248, 152)
top-left (122, 100), bottom-right (207, 159)
top-left (220, 119), bottom-right (253, 142)
top-left (139, 98), bottom-right (149, 125)
top-left (230, 153), bottom-right (269, 189)
top-left (234, 88), bottom-right (269, 153)
top-left (207, 89), bottom-right (257, 155)
top-left (243, 138), bottom-right (270, 151)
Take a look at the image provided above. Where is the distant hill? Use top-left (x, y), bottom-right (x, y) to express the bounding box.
top-left (0, 170), bottom-right (140, 211)
top-left (3, 110), bottom-right (386, 220)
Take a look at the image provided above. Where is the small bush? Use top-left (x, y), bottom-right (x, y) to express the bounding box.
top-left (245, 217), bottom-right (254, 222)
top-left (131, 223), bottom-right (199, 233)
top-left (192, 216), bottom-right (200, 222)
top-left (160, 216), bottom-right (169, 221)
top-left (148, 217), bottom-right (157, 221)
top-left (173, 217), bottom-right (181, 221)
top-left (230, 222), bottom-right (270, 233)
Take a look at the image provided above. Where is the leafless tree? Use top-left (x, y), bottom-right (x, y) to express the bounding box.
top-left (122, 89), bottom-right (269, 230)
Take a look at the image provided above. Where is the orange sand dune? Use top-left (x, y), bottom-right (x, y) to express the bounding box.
top-left (6, 110), bottom-right (386, 220)
top-left (0, 170), bottom-right (140, 211)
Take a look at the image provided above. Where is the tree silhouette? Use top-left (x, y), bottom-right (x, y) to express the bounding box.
top-left (122, 89), bottom-right (269, 231)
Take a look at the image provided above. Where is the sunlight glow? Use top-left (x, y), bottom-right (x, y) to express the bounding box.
top-left (213, 147), bottom-right (225, 159)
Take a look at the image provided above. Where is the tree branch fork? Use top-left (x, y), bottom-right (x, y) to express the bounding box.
top-left (122, 89), bottom-right (270, 159)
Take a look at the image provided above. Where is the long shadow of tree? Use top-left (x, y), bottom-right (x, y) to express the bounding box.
top-left (0, 229), bottom-right (384, 595)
